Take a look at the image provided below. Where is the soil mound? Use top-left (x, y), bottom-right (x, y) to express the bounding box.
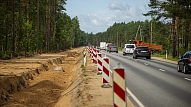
top-left (30, 80), bottom-right (63, 90)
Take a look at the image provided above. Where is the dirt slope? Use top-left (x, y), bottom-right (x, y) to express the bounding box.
top-left (0, 47), bottom-right (114, 107)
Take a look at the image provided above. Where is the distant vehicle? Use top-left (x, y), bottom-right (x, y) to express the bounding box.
top-left (108, 45), bottom-right (118, 53)
top-left (123, 44), bottom-right (136, 55)
top-left (133, 46), bottom-right (151, 59)
top-left (100, 42), bottom-right (106, 50)
top-left (177, 50), bottom-right (191, 74)
top-left (106, 43), bottom-right (113, 52)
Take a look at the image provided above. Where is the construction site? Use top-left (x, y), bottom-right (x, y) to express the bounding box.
top-left (0, 47), bottom-right (115, 107)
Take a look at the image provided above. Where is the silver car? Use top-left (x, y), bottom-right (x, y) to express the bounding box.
top-left (109, 46), bottom-right (118, 53)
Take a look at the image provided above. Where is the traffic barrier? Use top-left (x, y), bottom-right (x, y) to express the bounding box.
top-left (87, 47), bottom-right (90, 53)
top-left (90, 48), bottom-right (93, 59)
top-left (113, 63), bottom-right (126, 107)
top-left (96, 49), bottom-right (100, 54)
top-left (83, 50), bottom-right (86, 66)
top-left (97, 52), bottom-right (102, 75)
top-left (92, 48), bottom-right (97, 64)
top-left (101, 55), bottom-right (111, 88)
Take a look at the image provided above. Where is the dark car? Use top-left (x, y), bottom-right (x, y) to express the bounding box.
top-left (109, 46), bottom-right (118, 53)
top-left (177, 50), bottom-right (191, 74)
top-left (133, 46), bottom-right (151, 59)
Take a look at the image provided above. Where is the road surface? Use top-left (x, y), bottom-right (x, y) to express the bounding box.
top-left (101, 50), bottom-right (191, 107)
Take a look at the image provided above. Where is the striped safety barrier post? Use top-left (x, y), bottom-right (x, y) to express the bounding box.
top-left (113, 62), bottom-right (126, 107)
top-left (90, 48), bottom-right (93, 59)
top-left (95, 49), bottom-right (100, 64)
top-left (97, 52), bottom-right (102, 75)
top-left (101, 55), bottom-right (112, 88)
top-left (83, 49), bottom-right (86, 66)
top-left (87, 47), bottom-right (90, 53)
top-left (96, 48), bottom-right (100, 54)
top-left (93, 48), bottom-right (97, 64)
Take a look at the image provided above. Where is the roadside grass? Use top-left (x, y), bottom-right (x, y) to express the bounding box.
top-left (80, 64), bottom-right (89, 84)
top-left (152, 53), bottom-right (179, 62)
top-left (81, 64), bottom-right (88, 77)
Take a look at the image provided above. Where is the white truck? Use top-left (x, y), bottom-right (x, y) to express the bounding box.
top-left (100, 42), bottom-right (106, 50)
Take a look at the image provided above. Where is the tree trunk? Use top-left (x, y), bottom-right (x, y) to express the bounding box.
top-left (5, 0), bottom-right (9, 53)
top-left (36, 0), bottom-right (40, 52)
top-left (175, 17), bottom-right (179, 56)
top-left (52, 0), bottom-right (56, 52)
top-left (12, 0), bottom-right (15, 57)
top-left (172, 16), bottom-right (176, 58)
top-left (46, 0), bottom-right (50, 52)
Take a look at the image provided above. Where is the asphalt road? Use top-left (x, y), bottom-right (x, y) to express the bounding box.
top-left (101, 50), bottom-right (191, 107)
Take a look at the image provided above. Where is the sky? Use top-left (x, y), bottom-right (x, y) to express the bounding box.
top-left (65, 0), bottom-right (151, 34)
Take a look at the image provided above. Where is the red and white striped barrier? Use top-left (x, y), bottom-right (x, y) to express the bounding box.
top-left (87, 47), bottom-right (90, 53)
top-left (83, 50), bottom-right (86, 66)
top-left (97, 52), bottom-right (102, 75)
top-left (101, 56), bottom-right (111, 88)
top-left (90, 48), bottom-right (93, 59)
top-left (96, 49), bottom-right (100, 54)
top-left (92, 48), bottom-right (97, 63)
top-left (113, 63), bottom-right (126, 107)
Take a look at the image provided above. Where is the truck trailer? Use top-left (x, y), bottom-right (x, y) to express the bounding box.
top-left (100, 42), bottom-right (106, 50)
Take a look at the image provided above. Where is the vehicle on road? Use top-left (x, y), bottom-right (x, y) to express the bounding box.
top-left (123, 44), bottom-right (136, 55)
top-left (133, 46), bottom-right (151, 59)
top-left (100, 42), bottom-right (106, 50)
top-left (106, 43), bottom-right (114, 52)
top-left (177, 50), bottom-right (191, 74)
top-left (108, 45), bottom-right (118, 53)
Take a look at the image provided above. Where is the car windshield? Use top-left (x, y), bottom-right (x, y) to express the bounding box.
top-left (126, 45), bottom-right (134, 48)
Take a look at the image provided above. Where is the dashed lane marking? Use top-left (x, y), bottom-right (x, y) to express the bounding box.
top-left (144, 63), bottom-right (148, 65)
top-left (159, 69), bottom-right (165, 72)
top-left (185, 78), bottom-right (191, 82)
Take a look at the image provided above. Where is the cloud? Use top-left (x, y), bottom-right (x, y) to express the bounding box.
top-left (73, 1), bottom-right (151, 34)
top-left (108, 1), bottom-right (126, 11)
top-left (108, 1), bottom-right (150, 22)
top-left (78, 14), bottom-right (114, 33)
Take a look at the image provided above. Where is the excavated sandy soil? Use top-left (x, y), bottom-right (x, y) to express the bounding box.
top-left (0, 47), bottom-right (115, 107)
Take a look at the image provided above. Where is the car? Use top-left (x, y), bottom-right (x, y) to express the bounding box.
top-left (106, 43), bottom-right (114, 52)
top-left (108, 45), bottom-right (118, 53)
top-left (123, 44), bottom-right (136, 55)
top-left (177, 50), bottom-right (191, 74)
top-left (133, 46), bottom-right (151, 59)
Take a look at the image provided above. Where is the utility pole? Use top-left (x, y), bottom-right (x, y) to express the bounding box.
top-left (140, 26), bottom-right (142, 41)
top-left (151, 21), bottom-right (152, 44)
top-left (117, 32), bottom-right (118, 46)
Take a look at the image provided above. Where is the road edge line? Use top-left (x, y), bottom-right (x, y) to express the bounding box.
top-left (126, 87), bottom-right (145, 107)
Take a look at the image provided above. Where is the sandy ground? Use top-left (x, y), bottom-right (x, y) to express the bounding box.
top-left (0, 47), bottom-right (115, 107)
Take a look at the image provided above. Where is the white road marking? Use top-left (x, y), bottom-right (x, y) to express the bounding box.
top-left (185, 78), bottom-right (191, 81)
top-left (159, 69), bottom-right (165, 72)
top-left (126, 87), bottom-right (145, 107)
top-left (144, 63), bottom-right (148, 65)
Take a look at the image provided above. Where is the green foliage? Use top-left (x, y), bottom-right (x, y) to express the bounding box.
top-left (1, 53), bottom-right (11, 60)
top-left (152, 53), bottom-right (179, 61)
top-left (143, 0), bottom-right (191, 58)
top-left (0, 0), bottom-right (87, 59)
